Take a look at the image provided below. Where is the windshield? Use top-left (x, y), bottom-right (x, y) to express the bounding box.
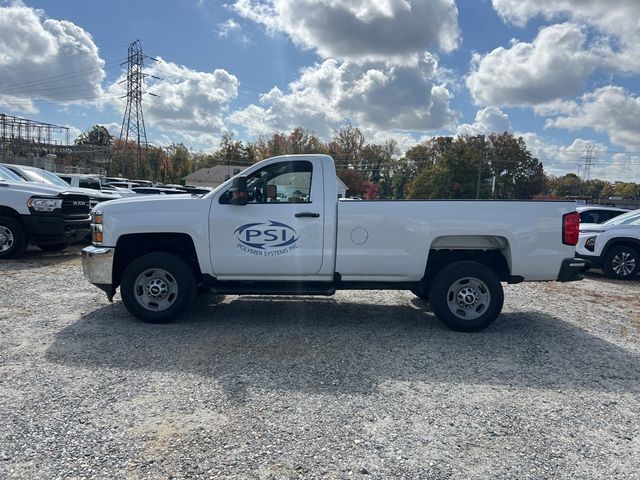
top-left (602, 209), bottom-right (640, 225)
top-left (0, 165), bottom-right (23, 182)
top-left (20, 168), bottom-right (70, 187)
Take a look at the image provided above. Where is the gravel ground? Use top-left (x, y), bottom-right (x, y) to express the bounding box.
top-left (0, 245), bottom-right (639, 479)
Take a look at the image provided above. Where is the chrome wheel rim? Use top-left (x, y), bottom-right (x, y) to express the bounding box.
top-left (446, 277), bottom-right (491, 320)
top-left (134, 268), bottom-right (178, 312)
top-left (612, 252), bottom-right (636, 276)
top-left (0, 226), bottom-right (14, 253)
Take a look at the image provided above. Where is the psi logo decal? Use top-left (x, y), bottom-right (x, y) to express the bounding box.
top-left (234, 220), bottom-right (300, 256)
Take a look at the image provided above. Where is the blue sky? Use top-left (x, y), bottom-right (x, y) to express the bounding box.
top-left (1, 0), bottom-right (639, 181)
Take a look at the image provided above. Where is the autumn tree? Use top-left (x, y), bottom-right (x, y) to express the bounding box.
top-left (487, 133), bottom-right (547, 199)
top-left (328, 125), bottom-right (366, 169)
top-left (407, 136), bottom-right (490, 199)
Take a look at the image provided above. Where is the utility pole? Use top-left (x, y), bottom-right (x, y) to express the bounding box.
top-left (117, 40), bottom-right (157, 177)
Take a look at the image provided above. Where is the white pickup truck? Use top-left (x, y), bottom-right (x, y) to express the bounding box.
top-left (82, 154), bottom-right (584, 331)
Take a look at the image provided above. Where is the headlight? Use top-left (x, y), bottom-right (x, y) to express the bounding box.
top-left (92, 210), bottom-right (104, 245)
top-left (27, 197), bottom-right (63, 212)
top-left (584, 236), bottom-right (597, 252)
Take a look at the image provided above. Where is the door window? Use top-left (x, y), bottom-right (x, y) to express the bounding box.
top-left (221, 160), bottom-right (313, 204)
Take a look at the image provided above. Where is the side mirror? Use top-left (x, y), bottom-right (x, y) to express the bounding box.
top-left (229, 175), bottom-right (248, 206)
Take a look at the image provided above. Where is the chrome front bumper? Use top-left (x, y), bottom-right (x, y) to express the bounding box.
top-left (82, 245), bottom-right (115, 285)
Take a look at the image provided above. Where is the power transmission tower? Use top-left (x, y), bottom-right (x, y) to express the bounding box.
top-left (117, 40), bottom-right (157, 176)
top-left (580, 144), bottom-right (597, 181)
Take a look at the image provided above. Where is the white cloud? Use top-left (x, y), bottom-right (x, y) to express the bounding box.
top-left (231, 0), bottom-right (460, 65)
top-left (514, 133), bottom-right (639, 182)
top-left (0, 4), bottom-right (105, 112)
top-left (545, 86), bottom-right (640, 148)
top-left (456, 106), bottom-right (512, 136)
top-left (466, 23), bottom-right (603, 107)
top-left (108, 59), bottom-right (239, 147)
top-left (217, 18), bottom-right (241, 37)
top-left (491, 0), bottom-right (640, 73)
top-left (492, 0), bottom-right (639, 42)
top-left (228, 55), bottom-right (457, 139)
top-left (66, 125), bottom-right (82, 143)
top-left (99, 122), bottom-right (121, 137)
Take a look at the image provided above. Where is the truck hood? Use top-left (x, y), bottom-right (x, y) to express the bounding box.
top-left (0, 180), bottom-right (77, 197)
top-left (94, 193), bottom-right (196, 212)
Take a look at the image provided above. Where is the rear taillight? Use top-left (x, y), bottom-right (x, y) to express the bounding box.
top-left (563, 212), bottom-right (580, 245)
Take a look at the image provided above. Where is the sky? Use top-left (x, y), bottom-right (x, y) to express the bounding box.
top-left (1, 0), bottom-right (639, 182)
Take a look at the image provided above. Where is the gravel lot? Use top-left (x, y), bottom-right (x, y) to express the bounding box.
top-left (1, 245), bottom-right (639, 479)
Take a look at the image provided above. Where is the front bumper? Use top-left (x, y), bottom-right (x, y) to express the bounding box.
top-left (82, 246), bottom-right (116, 301)
top-left (21, 214), bottom-right (90, 245)
top-left (557, 257), bottom-right (587, 282)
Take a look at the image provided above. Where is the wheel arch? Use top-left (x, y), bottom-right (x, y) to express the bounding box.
top-left (601, 237), bottom-right (640, 259)
top-left (112, 232), bottom-right (202, 288)
top-left (0, 206), bottom-right (24, 222)
top-left (421, 244), bottom-right (512, 299)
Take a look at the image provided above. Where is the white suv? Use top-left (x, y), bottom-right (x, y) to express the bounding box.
top-left (576, 209), bottom-right (640, 279)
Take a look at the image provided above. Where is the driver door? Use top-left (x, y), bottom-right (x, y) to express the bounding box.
top-left (210, 158), bottom-right (325, 278)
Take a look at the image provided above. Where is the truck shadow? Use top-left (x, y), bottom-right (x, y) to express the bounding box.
top-left (45, 294), bottom-right (640, 403)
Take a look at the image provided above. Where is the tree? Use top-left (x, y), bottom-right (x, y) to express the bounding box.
top-left (487, 133), bottom-right (547, 199)
top-left (328, 125), bottom-right (366, 169)
top-left (407, 136), bottom-right (490, 199)
top-left (287, 127), bottom-right (324, 154)
top-left (338, 169), bottom-right (366, 198)
top-left (75, 125), bottom-right (113, 146)
top-left (550, 174), bottom-right (582, 196)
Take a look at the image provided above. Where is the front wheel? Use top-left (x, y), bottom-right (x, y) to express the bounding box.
top-left (603, 245), bottom-right (638, 280)
top-left (121, 252), bottom-right (197, 323)
top-left (0, 216), bottom-right (27, 259)
top-left (429, 261), bottom-right (504, 332)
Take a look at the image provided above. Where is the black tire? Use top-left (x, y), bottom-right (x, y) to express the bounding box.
top-left (429, 261), bottom-right (504, 332)
top-left (0, 216), bottom-right (28, 259)
top-left (37, 243), bottom-right (68, 252)
top-left (121, 252), bottom-right (197, 323)
top-left (602, 245), bottom-right (639, 280)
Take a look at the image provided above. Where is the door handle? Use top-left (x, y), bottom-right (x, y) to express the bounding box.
top-left (295, 212), bottom-right (320, 218)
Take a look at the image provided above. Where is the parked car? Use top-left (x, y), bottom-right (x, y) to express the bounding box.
top-left (106, 181), bottom-right (140, 190)
top-left (131, 187), bottom-right (190, 195)
top-left (104, 176), bottom-right (129, 184)
top-left (81, 154), bottom-right (584, 332)
top-left (131, 179), bottom-right (153, 187)
top-left (99, 183), bottom-right (138, 197)
top-left (0, 165), bottom-right (91, 258)
top-left (576, 205), bottom-right (629, 224)
top-left (3, 164), bottom-right (121, 209)
top-left (576, 209), bottom-right (640, 279)
top-left (55, 173), bottom-right (102, 191)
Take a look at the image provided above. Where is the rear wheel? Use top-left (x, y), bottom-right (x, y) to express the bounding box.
top-left (603, 245), bottom-right (638, 280)
top-left (121, 252), bottom-right (197, 323)
top-left (0, 216), bottom-right (27, 259)
top-left (429, 261), bottom-right (504, 332)
top-left (37, 243), bottom-right (68, 252)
